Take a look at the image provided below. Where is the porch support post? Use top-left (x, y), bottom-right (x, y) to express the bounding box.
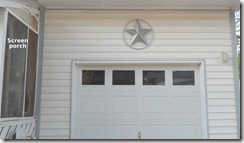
top-left (35, 6), bottom-right (45, 139)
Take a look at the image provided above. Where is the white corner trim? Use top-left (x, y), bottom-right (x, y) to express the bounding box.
top-left (199, 61), bottom-right (209, 139)
top-left (70, 60), bottom-right (209, 139)
top-left (230, 9), bottom-right (240, 139)
top-left (70, 60), bottom-right (78, 139)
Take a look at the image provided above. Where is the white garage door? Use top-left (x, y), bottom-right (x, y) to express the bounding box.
top-left (73, 65), bottom-right (202, 139)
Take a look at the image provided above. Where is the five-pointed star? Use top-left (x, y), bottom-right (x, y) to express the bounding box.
top-left (125, 19), bottom-right (152, 46)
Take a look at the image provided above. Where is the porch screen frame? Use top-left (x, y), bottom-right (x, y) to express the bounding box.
top-left (0, 9), bottom-right (38, 121)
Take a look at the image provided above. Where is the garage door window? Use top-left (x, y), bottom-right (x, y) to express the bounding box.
top-left (113, 70), bottom-right (135, 85)
top-left (143, 71), bottom-right (165, 85)
top-left (173, 71), bottom-right (195, 85)
top-left (82, 70), bottom-right (105, 85)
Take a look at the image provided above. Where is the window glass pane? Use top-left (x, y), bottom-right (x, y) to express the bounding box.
top-left (24, 30), bottom-right (38, 117)
top-left (82, 70), bottom-right (105, 85)
top-left (143, 71), bottom-right (165, 85)
top-left (173, 71), bottom-right (195, 85)
top-left (113, 70), bottom-right (135, 85)
top-left (1, 13), bottom-right (28, 117)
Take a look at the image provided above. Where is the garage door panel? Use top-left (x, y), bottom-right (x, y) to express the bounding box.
top-left (78, 86), bottom-right (108, 92)
top-left (111, 96), bottom-right (137, 114)
top-left (109, 92), bottom-right (140, 96)
top-left (80, 96), bottom-right (107, 114)
top-left (78, 119), bottom-right (108, 124)
top-left (139, 92), bottom-right (168, 96)
top-left (171, 125), bottom-right (201, 139)
top-left (165, 86), bottom-right (200, 91)
top-left (79, 124), bottom-right (107, 139)
top-left (78, 91), bottom-right (108, 96)
top-left (99, 87), bottom-right (139, 92)
top-left (168, 91), bottom-right (199, 96)
top-left (139, 91), bottom-right (198, 96)
top-left (141, 96), bottom-right (169, 115)
top-left (171, 96), bottom-right (198, 115)
top-left (170, 119), bottom-right (200, 124)
top-left (141, 124), bottom-right (169, 139)
top-left (79, 115), bottom-right (109, 120)
top-left (139, 116), bottom-right (171, 120)
top-left (111, 124), bottom-right (138, 139)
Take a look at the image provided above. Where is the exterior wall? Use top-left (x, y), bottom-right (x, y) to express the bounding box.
top-left (40, 10), bottom-right (238, 139)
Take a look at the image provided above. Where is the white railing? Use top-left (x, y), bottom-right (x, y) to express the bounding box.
top-left (0, 118), bottom-right (35, 139)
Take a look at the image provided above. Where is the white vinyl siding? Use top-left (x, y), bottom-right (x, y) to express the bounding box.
top-left (40, 10), bottom-right (237, 139)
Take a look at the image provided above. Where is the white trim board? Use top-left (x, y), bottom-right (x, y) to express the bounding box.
top-left (71, 60), bottom-right (209, 139)
top-left (37, 0), bottom-right (240, 10)
top-left (229, 9), bottom-right (240, 139)
top-left (34, 6), bottom-right (45, 139)
top-left (0, 9), bottom-right (7, 118)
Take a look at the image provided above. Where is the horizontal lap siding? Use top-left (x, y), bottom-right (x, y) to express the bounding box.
top-left (40, 10), bottom-right (237, 139)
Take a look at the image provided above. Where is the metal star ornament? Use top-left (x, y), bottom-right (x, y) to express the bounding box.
top-left (123, 19), bottom-right (153, 50)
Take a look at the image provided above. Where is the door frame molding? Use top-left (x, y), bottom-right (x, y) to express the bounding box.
top-left (71, 60), bottom-right (208, 139)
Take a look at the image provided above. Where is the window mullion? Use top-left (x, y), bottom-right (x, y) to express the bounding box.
top-left (22, 28), bottom-right (29, 117)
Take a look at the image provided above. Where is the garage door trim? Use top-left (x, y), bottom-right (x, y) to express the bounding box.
top-left (71, 60), bottom-right (208, 139)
